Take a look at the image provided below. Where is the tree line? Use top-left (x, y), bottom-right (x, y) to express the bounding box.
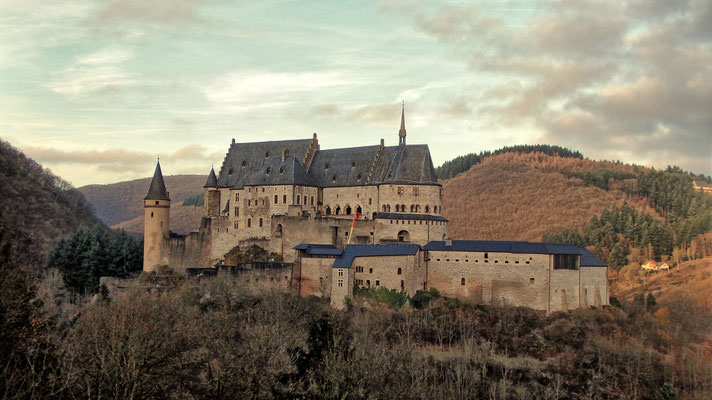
top-left (435, 144), bottom-right (584, 179)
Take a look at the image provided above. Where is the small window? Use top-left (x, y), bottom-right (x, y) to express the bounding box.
top-left (265, 151), bottom-right (270, 157)
top-left (366, 280), bottom-right (370, 286)
top-left (401, 280), bottom-right (404, 289)
top-left (375, 280), bottom-right (380, 286)
top-left (352, 161), bottom-right (356, 167)
top-left (283, 194), bottom-right (287, 203)
top-left (461, 277), bottom-right (465, 286)
top-left (530, 278), bottom-right (535, 284)
top-left (259, 218), bottom-right (263, 227)
top-left (241, 160), bottom-right (246, 166)
top-left (337, 279), bottom-right (343, 287)
top-left (397, 268), bottom-right (402, 275)
top-left (515, 261), bottom-right (519, 264)
top-left (279, 166), bottom-right (284, 173)
top-left (484, 252), bottom-right (488, 259)
top-left (338, 269), bottom-right (343, 277)
top-left (247, 218), bottom-right (251, 227)
top-left (413, 187), bottom-right (419, 195)
top-left (274, 195), bottom-right (278, 204)
top-left (266, 167), bottom-right (271, 174)
top-left (325, 163), bottom-right (329, 169)
top-left (369, 268), bottom-right (373, 274)
top-left (150, 212), bottom-right (154, 218)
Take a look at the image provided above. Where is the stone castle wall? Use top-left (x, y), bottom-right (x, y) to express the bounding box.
top-left (377, 184), bottom-right (442, 214)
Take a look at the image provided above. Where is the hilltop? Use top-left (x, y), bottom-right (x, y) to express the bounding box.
top-left (79, 175), bottom-right (206, 235)
top-left (0, 139), bottom-right (100, 273)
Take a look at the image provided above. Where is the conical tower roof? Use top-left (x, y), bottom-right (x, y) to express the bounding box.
top-left (144, 160), bottom-right (170, 201)
top-left (204, 166), bottom-right (218, 188)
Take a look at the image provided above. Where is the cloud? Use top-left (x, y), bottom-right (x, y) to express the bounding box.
top-left (389, 0), bottom-right (712, 174)
top-left (21, 144), bottom-right (220, 174)
top-left (95, 0), bottom-right (207, 25)
top-left (204, 71), bottom-right (353, 113)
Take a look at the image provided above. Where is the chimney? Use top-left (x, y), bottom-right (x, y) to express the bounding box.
top-left (232, 138), bottom-right (235, 144)
top-left (380, 138), bottom-right (384, 147)
top-left (445, 239), bottom-right (452, 247)
top-left (282, 148), bottom-right (289, 161)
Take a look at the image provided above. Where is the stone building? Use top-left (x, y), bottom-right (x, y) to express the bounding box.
top-left (295, 240), bottom-right (608, 313)
top-left (142, 107), bottom-right (608, 311)
top-left (154, 106), bottom-right (447, 270)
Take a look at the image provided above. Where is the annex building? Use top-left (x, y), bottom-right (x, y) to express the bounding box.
top-left (142, 108), bottom-right (609, 312)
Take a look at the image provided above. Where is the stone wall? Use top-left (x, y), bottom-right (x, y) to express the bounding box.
top-left (144, 198), bottom-right (171, 272)
top-left (322, 186), bottom-right (379, 219)
top-left (377, 184), bottom-right (442, 215)
top-left (299, 257), bottom-right (335, 297)
top-left (351, 253), bottom-right (426, 296)
top-left (374, 218), bottom-right (448, 243)
top-left (330, 266), bottom-right (353, 310)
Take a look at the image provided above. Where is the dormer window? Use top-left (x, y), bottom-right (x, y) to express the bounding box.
top-left (280, 166), bottom-right (285, 173)
top-left (332, 175), bottom-right (337, 182)
top-left (357, 174), bottom-right (361, 180)
top-left (266, 167), bottom-right (271, 174)
top-left (352, 161), bottom-right (355, 167)
top-left (228, 168), bottom-right (233, 175)
top-left (325, 163), bottom-right (329, 169)
top-left (241, 160), bottom-right (246, 167)
top-left (265, 151), bottom-right (270, 157)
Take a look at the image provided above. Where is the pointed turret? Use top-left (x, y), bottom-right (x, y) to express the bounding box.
top-left (398, 101), bottom-right (406, 147)
top-left (144, 160), bottom-right (170, 201)
top-left (204, 166), bottom-right (218, 188)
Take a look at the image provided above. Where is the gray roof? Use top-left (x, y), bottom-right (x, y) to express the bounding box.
top-left (204, 167), bottom-right (218, 188)
top-left (144, 161), bottom-right (170, 201)
top-left (423, 240), bottom-right (607, 267)
top-left (374, 212), bottom-right (448, 222)
top-left (308, 145), bottom-right (380, 187)
top-left (333, 244), bottom-right (421, 268)
top-left (294, 243), bottom-right (343, 256)
top-left (233, 156), bottom-right (317, 188)
top-left (369, 145), bottom-right (439, 185)
top-left (217, 139), bottom-right (313, 187)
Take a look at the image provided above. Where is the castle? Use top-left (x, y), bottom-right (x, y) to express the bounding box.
top-left (143, 107), bottom-right (609, 312)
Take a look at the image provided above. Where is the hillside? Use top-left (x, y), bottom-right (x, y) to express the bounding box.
top-left (114, 203), bottom-right (204, 236)
top-left (80, 174), bottom-right (206, 229)
top-left (0, 139), bottom-right (100, 274)
top-left (440, 152), bottom-right (655, 241)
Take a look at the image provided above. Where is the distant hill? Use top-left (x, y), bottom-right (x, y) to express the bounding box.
top-left (0, 139), bottom-right (100, 274)
top-left (79, 175), bottom-right (206, 234)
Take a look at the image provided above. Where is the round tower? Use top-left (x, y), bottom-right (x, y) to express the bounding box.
top-left (143, 159), bottom-right (170, 272)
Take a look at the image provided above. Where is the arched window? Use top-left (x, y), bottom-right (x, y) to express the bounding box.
top-left (395, 204), bottom-right (400, 212)
top-left (387, 204), bottom-right (391, 212)
top-left (434, 205), bottom-right (438, 213)
top-left (416, 205), bottom-right (421, 213)
top-left (425, 205), bottom-right (430, 213)
top-left (335, 206), bottom-right (341, 215)
top-left (461, 277), bottom-right (466, 286)
top-left (398, 230), bottom-right (409, 242)
top-left (382, 205), bottom-right (387, 212)
top-left (401, 204), bottom-right (406, 213)
top-left (325, 206), bottom-right (331, 215)
top-left (345, 205), bottom-right (352, 215)
top-left (356, 205), bottom-right (362, 215)
top-left (276, 224), bottom-right (283, 236)
top-left (410, 205), bottom-right (415, 212)
top-left (397, 267), bottom-right (402, 275)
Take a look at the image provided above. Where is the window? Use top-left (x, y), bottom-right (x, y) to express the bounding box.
top-left (234, 221), bottom-right (238, 229)
top-left (283, 194), bottom-right (287, 203)
top-left (296, 196), bottom-right (300, 205)
top-left (338, 269), bottom-right (343, 277)
top-left (401, 280), bottom-right (404, 289)
top-left (150, 212), bottom-right (153, 218)
top-left (155, 200), bottom-right (159, 205)
top-left (410, 205), bottom-right (415, 212)
top-left (425, 205), bottom-right (430, 213)
top-left (261, 187), bottom-right (265, 192)
top-left (274, 195), bottom-right (278, 204)
top-left (369, 198), bottom-right (372, 205)
top-left (369, 268), bottom-right (373, 274)
top-left (553, 254), bottom-right (578, 270)
top-left (397, 267), bottom-right (402, 275)
top-left (397, 187), bottom-right (404, 194)
top-left (234, 207), bottom-right (238, 216)
top-left (356, 266), bottom-right (363, 273)
top-left (530, 278), bottom-right (535, 284)
top-left (259, 218), bottom-right (263, 227)
top-left (247, 199), bottom-right (251, 206)
top-left (366, 280), bottom-right (370, 286)
top-left (337, 280), bottom-right (343, 287)
top-left (311, 196), bottom-right (314, 206)
top-left (325, 207), bottom-right (331, 215)
top-left (375, 280), bottom-right (380, 286)
top-left (247, 218), bottom-right (251, 227)
top-left (413, 187), bottom-right (419, 195)
top-left (461, 278), bottom-right (465, 286)
top-left (383, 205), bottom-right (387, 212)
top-left (235, 193), bottom-right (239, 201)
top-left (484, 252), bottom-right (488, 259)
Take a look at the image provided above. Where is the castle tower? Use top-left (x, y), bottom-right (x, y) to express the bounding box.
top-left (143, 159), bottom-right (170, 272)
top-left (398, 101), bottom-right (406, 147)
top-left (203, 166), bottom-right (220, 217)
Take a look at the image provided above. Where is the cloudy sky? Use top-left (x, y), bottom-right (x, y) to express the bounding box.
top-left (1, 0), bottom-right (710, 186)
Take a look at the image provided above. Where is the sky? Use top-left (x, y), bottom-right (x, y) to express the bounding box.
top-left (1, 0), bottom-right (710, 187)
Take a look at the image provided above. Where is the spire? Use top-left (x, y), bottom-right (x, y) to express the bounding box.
top-left (204, 166), bottom-right (218, 188)
top-left (144, 159), bottom-right (170, 201)
top-left (398, 101), bottom-right (406, 147)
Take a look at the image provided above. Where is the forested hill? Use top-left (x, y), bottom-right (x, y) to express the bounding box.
top-left (0, 139), bottom-right (100, 274)
top-left (441, 151), bottom-right (712, 268)
top-left (435, 144), bottom-right (584, 180)
top-left (79, 174), bottom-right (206, 227)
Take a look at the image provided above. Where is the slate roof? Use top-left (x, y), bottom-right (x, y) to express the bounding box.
top-left (144, 161), bottom-right (170, 201)
top-left (308, 145), bottom-right (380, 187)
top-left (294, 243), bottom-right (344, 256)
top-left (204, 167), bottom-right (218, 188)
top-left (379, 145), bottom-right (439, 185)
top-left (217, 139), bottom-right (313, 187)
top-left (423, 240), bottom-right (607, 267)
top-left (222, 199), bottom-right (230, 213)
top-left (333, 244), bottom-right (421, 268)
top-left (232, 156), bottom-right (317, 188)
top-left (374, 212), bottom-right (448, 222)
